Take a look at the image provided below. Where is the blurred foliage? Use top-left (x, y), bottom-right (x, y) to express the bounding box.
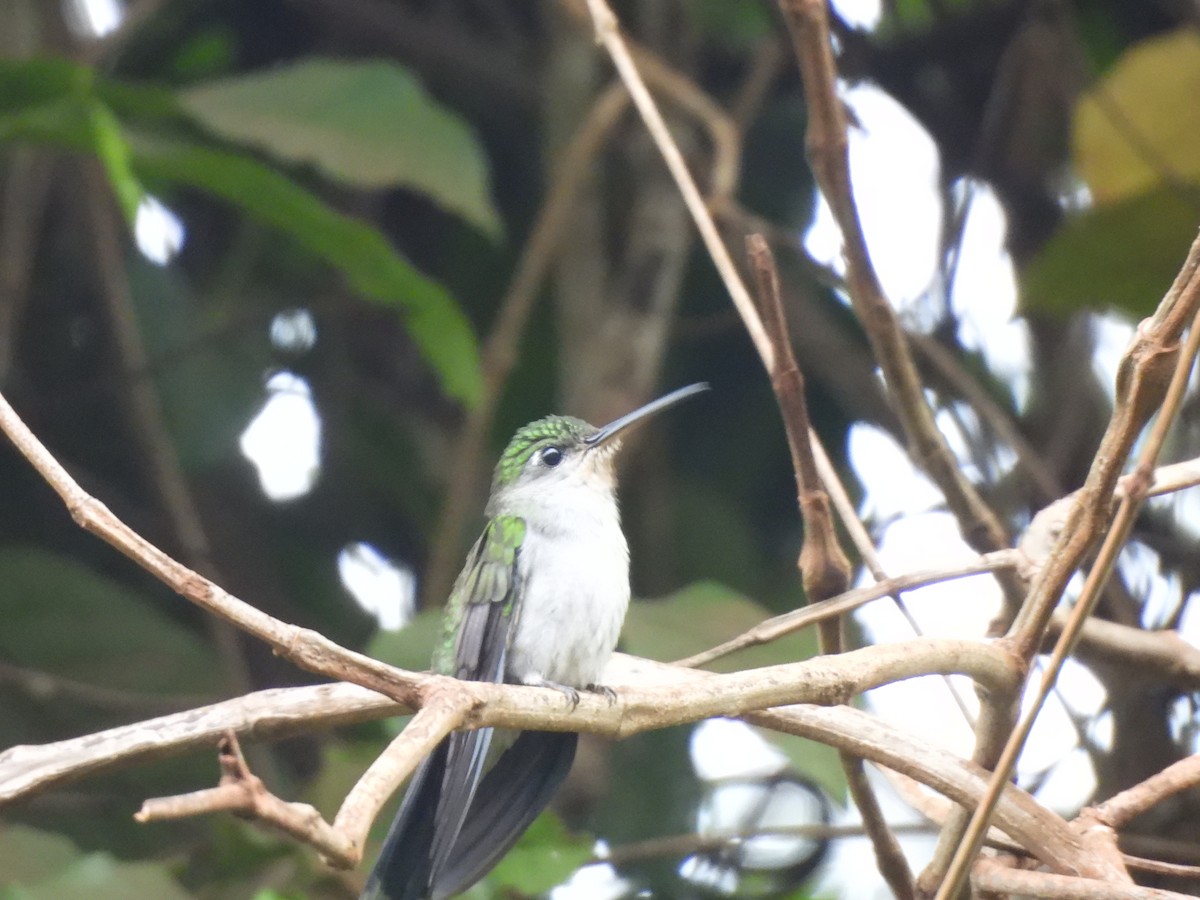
top-left (1024, 27), bottom-right (1200, 316)
top-left (1, 1), bottom-right (1198, 898)
top-left (0, 54), bottom-right (483, 404)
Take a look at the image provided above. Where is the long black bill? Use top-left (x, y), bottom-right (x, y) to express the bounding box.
top-left (584, 382), bottom-right (709, 448)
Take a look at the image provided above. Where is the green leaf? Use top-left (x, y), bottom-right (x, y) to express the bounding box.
top-left (1074, 29), bottom-right (1200, 203)
top-left (624, 581), bottom-right (819, 674)
top-left (179, 59), bottom-right (501, 236)
top-left (0, 826), bottom-right (79, 886)
top-left (0, 59), bottom-right (143, 224)
top-left (1, 853), bottom-right (193, 900)
top-left (125, 257), bottom-right (265, 472)
top-left (365, 608), bottom-right (443, 673)
top-left (131, 135), bottom-right (483, 406)
top-left (772, 734), bottom-right (847, 801)
top-left (0, 57), bottom-right (87, 114)
top-left (1021, 186), bottom-right (1199, 317)
top-left (86, 100), bottom-right (144, 226)
top-left (487, 812), bottom-right (591, 895)
top-left (0, 545), bottom-right (222, 696)
top-left (0, 57), bottom-right (482, 405)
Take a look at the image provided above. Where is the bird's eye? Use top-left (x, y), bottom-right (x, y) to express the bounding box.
top-left (540, 446), bottom-right (563, 467)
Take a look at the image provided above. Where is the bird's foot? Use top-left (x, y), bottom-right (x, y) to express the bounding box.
top-left (523, 676), bottom-right (581, 710)
top-left (585, 683), bottom-right (618, 705)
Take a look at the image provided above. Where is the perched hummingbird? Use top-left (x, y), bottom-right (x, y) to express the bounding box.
top-left (362, 383), bottom-right (708, 900)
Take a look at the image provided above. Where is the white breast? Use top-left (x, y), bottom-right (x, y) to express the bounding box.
top-left (505, 483), bottom-right (630, 689)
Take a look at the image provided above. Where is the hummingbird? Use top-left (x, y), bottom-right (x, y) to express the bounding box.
top-left (362, 382), bottom-right (708, 900)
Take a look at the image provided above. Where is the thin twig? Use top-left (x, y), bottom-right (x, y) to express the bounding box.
top-left (674, 551), bottom-right (1019, 669)
top-left (747, 235), bottom-right (851, 603)
top-left (332, 696), bottom-right (470, 862)
top-left (136, 731), bottom-right (356, 864)
top-left (775, 0), bottom-right (1021, 614)
top-left (1089, 754), bottom-right (1200, 833)
top-left (971, 856), bottom-right (1193, 900)
top-left (582, 0), bottom-right (774, 368)
top-left (746, 234), bottom-right (911, 897)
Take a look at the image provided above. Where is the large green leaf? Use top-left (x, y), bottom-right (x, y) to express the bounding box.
top-left (1, 853), bottom-right (193, 900)
top-left (0, 57), bottom-right (483, 407)
top-left (625, 583), bottom-right (842, 798)
top-left (0, 826), bottom-right (79, 887)
top-left (125, 257), bottom-right (265, 472)
top-left (0, 545), bottom-right (221, 696)
top-left (86, 99), bottom-right (144, 225)
top-left (486, 812), bottom-right (591, 895)
top-left (364, 607), bottom-right (443, 673)
top-left (130, 135), bottom-right (482, 406)
top-left (179, 59), bottom-right (501, 236)
top-left (1021, 186), bottom-right (1198, 317)
top-left (1074, 29), bottom-right (1200, 203)
top-left (625, 581), bottom-right (819, 674)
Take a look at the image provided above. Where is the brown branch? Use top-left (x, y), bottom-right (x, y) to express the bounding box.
top-left (581, 0), bottom-right (774, 368)
top-left (136, 732), bottom-right (356, 865)
top-left (3, 657), bottom-right (1108, 878)
top-left (0, 683), bottom-right (397, 804)
top-left (331, 695), bottom-right (470, 862)
top-left (1050, 613), bottom-right (1200, 694)
top-left (971, 856), bottom-right (1192, 900)
top-left (747, 235), bottom-right (851, 605)
top-left (2, 638), bottom-right (1021, 808)
top-left (1088, 754), bottom-right (1200, 833)
top-left (134, 699), bottom-right (474, 870)
top-left (746, 234), bottom-right (908, 896)
top-left (0, 386), bottom-right (425, 708)
top-left (674, 550), bottom-right (1020, 668)
top-left (775, 0), bottom-right (1020, 610)
top-left (938, 232), bottom-right (1200, 897)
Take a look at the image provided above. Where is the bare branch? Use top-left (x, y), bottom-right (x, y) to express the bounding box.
top-left (580, 0), bottom-right (774, 368)
top-left (136, 732), bottom-right (356, 866)
top-left (0, 386), bottom-right (424, 708)
top-left (774, 0), bottom-right (1019, 611)
top-left (1089, 754), bottom-right (1200, 832)
top-left (971, 856), bottom-right (1192, 900)
top-left (675, 551), bottom-right (1019, 669)
top-left (332, 695), bottom-right (471, 861)
top-left (940, 232), bottom-right (1200, 897)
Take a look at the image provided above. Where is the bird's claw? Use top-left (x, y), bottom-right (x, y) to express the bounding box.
top-left (586, 683), bottom-right (618, 705)
top-left (526, 678), bottom-right (581, 709)
top-left (525, 678), bottom-right (617, 709)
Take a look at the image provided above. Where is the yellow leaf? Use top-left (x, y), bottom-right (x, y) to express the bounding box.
top-left (1074, 28), bottom-right (1200, 203)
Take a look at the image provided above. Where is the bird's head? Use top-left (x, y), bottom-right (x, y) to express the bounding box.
top-left (488, 383), bottom-right (709, 509)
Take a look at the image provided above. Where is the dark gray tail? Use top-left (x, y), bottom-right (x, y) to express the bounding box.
top-left (360, 740), bottom-right (448, 900)
top-left (361, 731), bottom-right (578, 900)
